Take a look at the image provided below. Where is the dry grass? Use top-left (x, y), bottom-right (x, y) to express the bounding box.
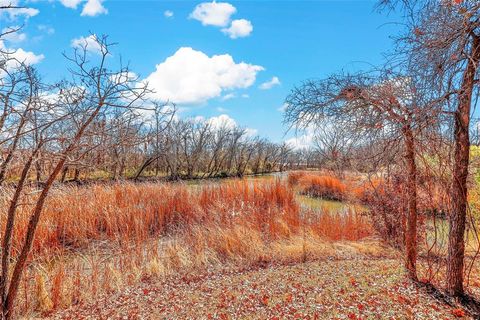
top-left (1, 179), bottom-right (375, 317)
top-left (288, 171), bottom-right (353, 201)
top-left (49, 259), bottom-right (472, 320)
top-left (298, 175), bottom-right (347, 201)
top-left (287, 171), bottom-right (307, 186)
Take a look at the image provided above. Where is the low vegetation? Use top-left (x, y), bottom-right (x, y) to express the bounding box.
top-left (289, 171), bottom-right (348, 201)
top-left (4, 178), bottom-right (374, 317)
top-left (51, 259), bottom-right (464, 320)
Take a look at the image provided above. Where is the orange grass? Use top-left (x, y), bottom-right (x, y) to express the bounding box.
top-left (308, 208), bottom-right (374, 241)
top-left (1, 179), bottom-right (374, 317)
top-left (7, 180), bottom-right (303, 256)
top-left (287, 171), bottom-right (307, 186)
top-left (288, 171), bottom-right (348, 201)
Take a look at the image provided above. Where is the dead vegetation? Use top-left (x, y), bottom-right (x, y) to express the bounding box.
top-left (2, 178), bottom-right (376, 318)
top-left (49, 259), bottom-right (472, 320)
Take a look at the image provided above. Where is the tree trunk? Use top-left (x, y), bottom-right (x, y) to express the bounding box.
top-left (35, 159), bottom-right (42, 184)
top-left (134, 156), bottom-right (160, 180)
top-left (0, 146), bottom-right (40, 317)
top-left (2, 103), bottom-right (104, 319)
top-left (447, 34), bottom-right (480, 297)
top-left (403, 124), bottom-right (418, 280)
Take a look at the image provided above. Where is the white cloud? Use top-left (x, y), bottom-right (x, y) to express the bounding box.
top-left (190, 2), bottom-right (253, 39)
top-left (221, 93), bottom-right (235, 101)
top-left (206, 114), bottom-right (257, 136)
top-left (59, 0), bottom-right (107, 17)
top-left (1, 26), bottom-right (26, 43)
top-left (222, 19), bottom-right (252, 39)
top-left (71, 34), bottom-right (102, 54)
top-left (59, 0), bottom-right (82, 9)
top-left (190, 1), bottom-right (236, 27)
top-left (245, 128), bottom-right (258, 137)
top-left (207, 114), bottom-right (237, 130)
top-left (109, 71), bottom-right (138, 83)
top-left (286, 135), bottom-right (313, 150)
top-left (144, 47), bottom-right (264, 105)
top-left (0, 0), bottom-right (39, 19)
top-left (164, 10), bottom-right (174, 18)
top-left (259, 76), bottom-right (281, 90)
top-left (216, 106), bottom-right (228, 112)
top-left (241, 93), bottom-right (249, 98)
top-left (81, 0), bottom-right (107, 17)
top-left (286, 126), bottom-right (315, 150)
top-left (0, 41), bottom-right (44, 69)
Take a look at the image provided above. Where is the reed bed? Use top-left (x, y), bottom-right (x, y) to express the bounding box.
top-left (1, 179), bottom-right (373, 317)
top-left (288, 171), bottom-right (349, 201)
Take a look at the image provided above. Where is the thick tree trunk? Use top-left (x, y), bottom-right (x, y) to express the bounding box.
top-left (447, 34), bottom-right (480, 297)
top-left (403, 124), bottom-right (418, 280)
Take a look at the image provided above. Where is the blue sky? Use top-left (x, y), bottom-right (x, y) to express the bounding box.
top-left (1, 0), bottom-right (401, 146)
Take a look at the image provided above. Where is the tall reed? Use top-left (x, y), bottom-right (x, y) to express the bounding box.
top-left (1, 179), bottom-right (373, 317)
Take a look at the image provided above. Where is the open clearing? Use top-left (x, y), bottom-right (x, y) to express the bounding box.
top-left (49, 258), bottom-right (470, 320)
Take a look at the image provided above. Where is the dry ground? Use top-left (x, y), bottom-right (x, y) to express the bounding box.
top-left (47, 258), bottom-right (472, 320)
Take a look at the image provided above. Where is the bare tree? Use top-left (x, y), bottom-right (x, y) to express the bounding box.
top-left (0, 33), bottom-right (150, 318)
top-left (382, 0), bottom-right (480, 296)
top-left (312, 123), bottom-right (356, 175)
top-left (132, 103), bottom-right (175, 180)
top-left (285, 71), bottom-right (438, 280)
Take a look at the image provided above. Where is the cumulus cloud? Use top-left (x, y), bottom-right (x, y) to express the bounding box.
top-left (0, 0), bottom-right (39, 19)
top-left (222, 19), bottom-right (252, 39)
top-left (190, 1), bottom-right (236, 27)
top-left (144, 47), bottom-right (264, 105)
top-left (0, 41), bottom-right (44, 70)
top-left (71, 34), bottom-right (102, 54)
top-left (59, 0), bottom-right (82, 9)
top-left (259, 76), bottom-right (281, 90)
top-left (164, 10), bottom-right (174, 18)
top-left (59, 0), bottom-right (107, 16)
top-left (206, 114), bottom-right (257, 136)
top-left (81, 0), bottom-right (107, 17)
top-left (207, 114), bottom-right (237, 130)
top-left (190, 1), bottom-right (253, 39)
top-left (10, 47), bottom-right (44, 65)
top-left (1, 26), bottom-right (26, 43)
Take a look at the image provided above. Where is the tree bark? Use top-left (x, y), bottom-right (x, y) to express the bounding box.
top-left (447, 34), bottom-right (480, 297)
top-left (134, 155), bottom-right (161, 180)
top-left (3, 103), bottom-right (103, 319)
top-left (0, 146), bottom-right (40, 314)
top-left (403, 124), bottom-right (418, 280)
